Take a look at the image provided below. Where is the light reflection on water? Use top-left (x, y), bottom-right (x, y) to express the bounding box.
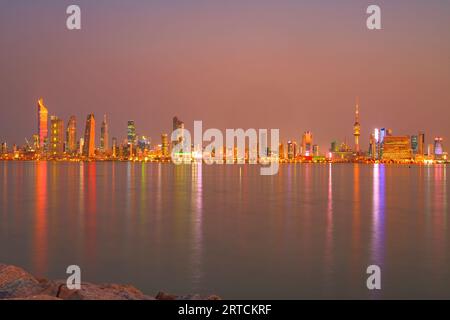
top-left (0, 161), bottom-right (449, 299)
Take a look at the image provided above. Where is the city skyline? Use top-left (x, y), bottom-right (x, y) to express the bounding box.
top-left (1, 1), bottom-right (450, 151)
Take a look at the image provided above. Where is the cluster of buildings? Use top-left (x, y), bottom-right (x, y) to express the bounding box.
top-left (0, 98), bottom-right (448, 164)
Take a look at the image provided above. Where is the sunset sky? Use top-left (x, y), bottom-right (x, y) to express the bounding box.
top-left (1, 0), bottom-right (449, 151)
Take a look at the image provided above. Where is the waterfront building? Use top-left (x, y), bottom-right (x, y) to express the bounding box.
top-left (49, 116), bottom-right (64, 156)
top-left (301, 131), bottom-right (313, 156)
top-left (161, 134), bottom-right (169, 158)
top-left (353, 100), bottom-right (361, 153)
top-left (411, 135), bottom-right (418, 154)
top-left (112, 137), bottom-right (118, 157)
top-left (100, 115), bottom-right (109, 153)
top-left (82, 114), bottom-right (95, 158)
top-left (434, 137), bottom-right (444, 159)
top-left (381, 136), bottom-right (413, 161)
top-left (66, 116), bottom-right (77, 154)
top-left (172, 116), bottom-right (184, 148)
top-left (37, 98), bottom-right (48, 149)
top-left (127, 120), bottom-right (136, 146)
top-left (418, 132), bottom-right (425, 155)
top-left (313, 144), bottom-right (319, 157)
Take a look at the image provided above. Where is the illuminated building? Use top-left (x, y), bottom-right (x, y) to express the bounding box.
top-left (78, 138), bottom-right (84, 155)
top-left (287, 140), bottom-right (297, 160)
top-left (66, 116), bottom-right (77, 154)
top-left (381, 136), bottom-right (413, 161)
top-left (353, 100), bottom-right (361, 153)
top-left (301, 131), bottom-right (313, 156)
top-left (127, 120), bottom-right (136, 146)
top-left (418, 132), bottom-right (425, 155)
top-left (313, 144), bottom-right (319, 157)
top-left (112, 137), bottom-right (118, 157)
top-left (82, 114), bottom-right (95, 158)
top-left (279, 143), bottom-right (285, 160)
top-left (49, 116), bottom-right (64, 156)
top-left (138, 136), bottom-right (151, 151)
top-left (380, 128), bottom-right (387, 144)
top-left (369, 133), bottom-right (377, 159)
top-left (330, 141), bottom-right (339, 152)
top-left (37, 98), bottom-right (48, 149)
top-left (1, 142), bottom-right (7, 154)
top-left (427, 144), bottom-right (434, 157)
top-left (161, 134), bottom-right (169, 158)
top-left (411, 135), bottom-right (418, 154)
top-left (100, 115), bottom-right (109, 153)
top-left (172, 116), bottom-right (184, 148)
top-left (434, 137), bottom-right (444, 157)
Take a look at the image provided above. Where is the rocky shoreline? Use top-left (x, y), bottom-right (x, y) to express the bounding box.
top-left (0, 264), bottom-right (220, 300)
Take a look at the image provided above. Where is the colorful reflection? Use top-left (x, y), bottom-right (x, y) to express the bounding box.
top-left (33, 161), bottom-right (48, 276)
top-left (371, 164), bottom-right (386, 266)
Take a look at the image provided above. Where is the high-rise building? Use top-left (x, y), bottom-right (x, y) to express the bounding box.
top-left (427, 144), bottom-right (434, 157)
top-left (287, 141), bottom-right (297, 160)
top-left (301, 131), bottom-right (313, 156)
top-left (78, 138), bottom-right (84, 155)
top-left (127, 120), bottom-right (136, 145)
top-left (381, 136), bottom-right (413, 161)
top-left (49, 116), bottom-right (64, 156)
top-left (172, 116), bottom-right (184, 147)
top-left (66, 116), bottom-right (77, 154)
top-left (138, 136), bottom-right (151, 151)
top-left (418, 132), bottom-right (425, 155)
top-left (411, 135), bottom-right (419, 154)
top-left (312, 145), bottom-right (319, 157)
top-left (100, 115), bottom-right (109, 152)
top-left (37, 98), bottom-right (48, 149)
top-left (353, 99), bottom-right (361, 153)
top-left (112, 137), bottom-right (118, 157)
top-left (83, 114), bottom-right (96, 158)
top-left (369, 133), bottom-right (377, 159)
top-left (279, 143), bottom-right (285, 160)
top-left (1, 142), bottom-right (7, 154)
top-left (161, 133), bottom-right (169, 158)
top-left (434, 137), bottom-right (444, 156)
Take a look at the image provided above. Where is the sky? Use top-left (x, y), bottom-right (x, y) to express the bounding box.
top-left (1, 0), bottom-right (449, 152)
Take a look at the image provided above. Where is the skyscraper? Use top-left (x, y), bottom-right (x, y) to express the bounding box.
top-left (418, 132), bottom-right (425, 155)
top-left (301, 131), bottom-right (313, 156)
top-left (37, 98), bottom-right (48, 149)
top-left (161, 134), bottom-right (169, 158)
top-left (353, 99), bottom-right (361, 153)
top-left (83, 114), bottom-right (96, 158)
top-left (411, 135), bottom-right (419, 154)
top-left (49, 116), bottom-right (64, 156)
top-left (434, 137), bottom-right (444, 156)
top-left (100, 115), bottom-right (109, 152)
top-left (112, 137), bottom-right (118, 158)
top-left (172, 116), bottom-right (184, 147)
top-left (66, 116), bottom-right (77, 154)
top-left (127, 120), bottom-right (136, 145)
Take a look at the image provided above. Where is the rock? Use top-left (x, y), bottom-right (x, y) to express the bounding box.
top-left (0, 264), bottom-right (45, 299)
top-left (0, 263), bottom-right (219, 300)
top-left (155, 291), bottom-right (178, 300)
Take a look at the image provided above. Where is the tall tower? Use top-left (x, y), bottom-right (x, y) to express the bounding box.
top-left (161, 133), bottom-right (169, 158)
top-left (83, 114), bottom-right (96, 158)
top-left (353, 98), bottom-right (361, 153)
top-left (127, 120), bottom-right (136, 145)
top-left (172, 116), bottom-right (184, 147)
top-left (301, 131), bottom-right (313, 156)
top-left (66, 116), bottom-right (77, 154)
top-left (37, 98), bottom-right (48, 149)
top-left (50, 116), bottom-right (64, 156)
top-left (100, 114), bottom-right (109, 152)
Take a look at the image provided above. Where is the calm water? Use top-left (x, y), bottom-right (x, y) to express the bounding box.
top-left (0, 161), bottom-right (448, 299)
